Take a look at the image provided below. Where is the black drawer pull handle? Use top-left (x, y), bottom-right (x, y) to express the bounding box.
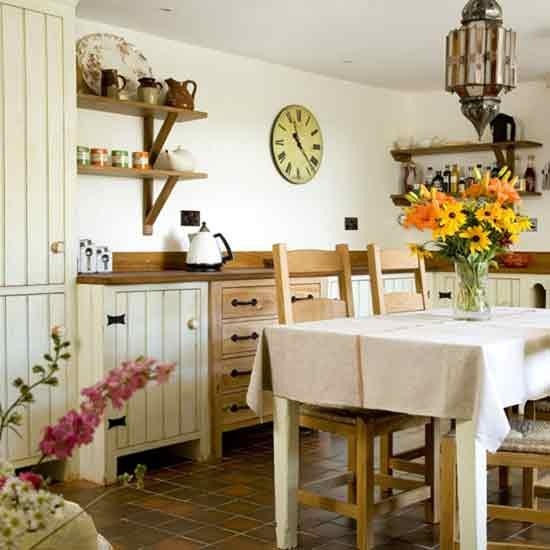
top-left (225, 403), bottom-right (249, 413)
top-left (439, 291), bottom-right (453, 300)
top-left (231, 298), bottom-right (258, 307)
top-left (230, 369), bottom-right (253, 378)
top-left (108, 416), bottom-right (127, 430)
top-left (292, 294), bottom-right (314, 303)
top-left (231, 332), bottom-right (259, 343)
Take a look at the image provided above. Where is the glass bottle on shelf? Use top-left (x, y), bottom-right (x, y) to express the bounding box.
top-left (432, 170), bottom-right (444, 191)
top-left (466, 166), bottom-right (475, 188)
top-left (524, 155), bottom-right (536, 193)
top-left (515, 155), bottom-right (525, 191)
top-left (451, 164), bottom-right (460, 194)
top-left (425, 166), bottom-right (434, 188)
top-left (443, 165), bottom-right (451, 193)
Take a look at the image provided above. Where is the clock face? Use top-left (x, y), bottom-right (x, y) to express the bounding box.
top-left (270, 105), bottom-right (323, 184)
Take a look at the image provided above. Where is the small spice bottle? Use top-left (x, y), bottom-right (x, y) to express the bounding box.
top-left (77, 146), bottom-right (90, 167)
top-left (133, 151), bottom-right (150, 169)
top-left (111, 150), bottom-right (130, 168)
top-left (91, 148), bottom-right (109, 167)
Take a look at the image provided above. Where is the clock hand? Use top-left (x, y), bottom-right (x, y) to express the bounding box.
top-left (292, 123), bottom-right (315, 171)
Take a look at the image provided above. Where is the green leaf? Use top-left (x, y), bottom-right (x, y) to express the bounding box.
top-left (43, 353), bottom-right (53, 362)
top-left (12, 377), bottom-right (24, 388)
top-left (60, 353), bottom-right (71, 360)
top-left (45, 378), bottom-right (59, 387)
top-left (32, 365), bottom-right (45, 374)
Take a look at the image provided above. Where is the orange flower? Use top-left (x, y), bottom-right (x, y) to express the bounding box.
top-left (487, 178), bottom-right (521, 205)
top-left (404, 202), bottom-right (440, 231)
top-left (464, 182), bottom-right (486, 200)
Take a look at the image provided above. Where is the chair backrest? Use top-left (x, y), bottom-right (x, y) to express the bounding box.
top-left (367, 243), bottom-right (429, 315)
top-left (272, 244), bottom-right (355, 325)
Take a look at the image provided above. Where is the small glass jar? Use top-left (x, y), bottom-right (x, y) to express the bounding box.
top-left (91, 148), bottom-right (109, 167)
top-left (133, 151), bottom-right (150, 170)
top-left (77, 146), bottom-right (90, 167)
top-left (111, 150), bottom-right (130, 168)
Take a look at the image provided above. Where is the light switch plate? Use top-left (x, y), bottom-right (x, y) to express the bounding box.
top-left (345, 217), bottom-right (358, 231)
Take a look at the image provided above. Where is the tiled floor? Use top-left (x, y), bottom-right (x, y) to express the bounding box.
top-left (52, 425), bottom-right (550, 549)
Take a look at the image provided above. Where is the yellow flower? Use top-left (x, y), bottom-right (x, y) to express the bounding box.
top-left (437, 203), bottom-right (466, 238)
top-left (408, 243), bottom-right (433, 259)
top-left (513, 216), bottom-right (532, 233)
top-left (475, 203), bottom-right (502, 229)
top-left (459, 226), bottom-right (491, 255)
top-left (496, 207), bottom-right (516, 233)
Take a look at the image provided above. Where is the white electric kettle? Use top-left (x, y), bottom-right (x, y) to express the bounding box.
top-left (186, 222), bottom-right (233, 272)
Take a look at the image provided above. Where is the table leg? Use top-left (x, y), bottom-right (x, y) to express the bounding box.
top-left (456, 419), bottom-right (487, 549)
top-left (273, 396), bottom-right (299, 549)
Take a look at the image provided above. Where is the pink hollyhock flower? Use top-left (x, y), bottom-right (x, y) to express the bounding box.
top-left (51, 325), bottom-right (65, 338)
top-left (154, 362), bottom-right (176, 384)
top-left (0, 476), bottom-right (6, 490)
top-left (18, 471), bottom-right (44, 490)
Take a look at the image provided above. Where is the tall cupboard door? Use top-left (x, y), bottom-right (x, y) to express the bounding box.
top-left (0, 0), bottom-right (76, 467)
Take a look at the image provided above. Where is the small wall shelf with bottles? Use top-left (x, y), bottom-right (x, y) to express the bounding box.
top-left (390, 140), bottom-right (544, 207)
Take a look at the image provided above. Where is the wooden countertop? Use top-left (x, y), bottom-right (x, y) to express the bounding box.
top-left (76, 267), bottom-right (374, 285)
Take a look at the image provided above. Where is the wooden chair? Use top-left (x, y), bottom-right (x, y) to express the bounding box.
top-left (273, 243), bottom-right (435, 550)
top-left (367, 243), bottom-right (440, 523)
top-left (440, 417), bottom-right (550, 550)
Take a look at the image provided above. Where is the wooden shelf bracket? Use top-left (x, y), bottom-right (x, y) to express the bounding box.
top-left (142, 112), bottom-right (180, 236)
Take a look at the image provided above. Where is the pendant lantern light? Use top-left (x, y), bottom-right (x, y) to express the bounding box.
top-left (446, 0), bottom-right (518, 139)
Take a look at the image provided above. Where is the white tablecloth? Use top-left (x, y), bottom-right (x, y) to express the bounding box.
top-left (247, 308), bottom-right (550, 452)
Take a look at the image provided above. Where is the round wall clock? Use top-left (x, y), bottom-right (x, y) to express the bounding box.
top-left (270, 105), bottom-right (323, 184)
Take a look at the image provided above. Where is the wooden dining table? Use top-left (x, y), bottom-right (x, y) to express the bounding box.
top-left (247, 307), bottom-right (550, 549)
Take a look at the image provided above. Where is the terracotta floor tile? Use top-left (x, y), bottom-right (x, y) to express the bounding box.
top-left (150, 536), bottom-right (206, 549)
top-left (219, 515), bottom-right (264, 532)
top-left (218, 499), bottom-right (263, 516)
top-left (216, 484), bottom-right (257, 498)
top-left (182, 525), bottom-right (236, 544)
top-left (159, 517), bottom-right (204, 536)
top-left (208, 534), bottom-right (276, 549)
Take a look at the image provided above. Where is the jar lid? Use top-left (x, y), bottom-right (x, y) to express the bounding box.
top-left (77, 146), bottom-right (90, 151)
top-left (91, 148), bottom-right (108, 153)
top-left (112, 150), bottom-right (129, 155)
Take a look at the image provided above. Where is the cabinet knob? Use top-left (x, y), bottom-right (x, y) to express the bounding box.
top-left (50, 241), bottom-right (65, 254)
top-left (187, 319), bottom-right (199, 330)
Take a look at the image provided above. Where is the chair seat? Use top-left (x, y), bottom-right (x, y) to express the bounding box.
top-left (499, 416), bottom-right (550, 454)
top-left (300, 404), bottom-right (403, 426)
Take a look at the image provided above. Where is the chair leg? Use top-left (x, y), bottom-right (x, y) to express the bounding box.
top-left (347, 435), bottom-right (357, 504)
top-left (380, 433), bottom-right (393, 498)
top-left (523, 467), bottom-right (537, 509)
top-left (356, 418), bottom-right (375, 550)
top-left (440, 433), bottom-right (457, 550)
top-left (425, 418), bottom-right (441, 524)
top-left (499, 466), bottom-right (510, 492)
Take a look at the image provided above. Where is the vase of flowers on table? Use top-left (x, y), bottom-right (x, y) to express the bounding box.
top-left (0, 326), bottom-right (176, 549)
top-left (402, 167), bottom-right (532, 321)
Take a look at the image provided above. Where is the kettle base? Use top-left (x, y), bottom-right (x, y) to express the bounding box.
top-left (186, 263), bottom-right (222, 272)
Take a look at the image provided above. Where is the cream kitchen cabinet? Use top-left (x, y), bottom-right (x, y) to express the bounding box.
top-left (77, 283), bottom-right (209, 484)
top-left (432, 272), bottom-right (522, 309)
top-left (327, 274), bottom-right (417, 317)
top-left (0, 0), bottom-right (77, 468)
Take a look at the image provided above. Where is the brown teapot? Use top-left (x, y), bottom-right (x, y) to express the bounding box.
top-left (165, 78), bottom-right (197, 110)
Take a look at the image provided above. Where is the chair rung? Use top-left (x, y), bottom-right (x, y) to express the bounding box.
top-left (488, 451), bottom-right (550, 470)
top-left (375, 473), bottom-right (425, 492)
top-left (302, 472), bottom-right (354, 491)
top-left (487, 543), bottom-right (550, 550)
top-left (374, 485), bottom-right (431, 516)
top-left (299, 414), bottom-right (356, 438)
top-left (535, 474), bottom-right (550, 499)
top-left (298, 489), bottom-right (357, 519)
top-left (392, 446), bottom-right (426, 461)
top-left (389, 458), bottom-right (426, 475)
top-left (373, 415), bottom-right (430, 437)
top-left (488, 504), bottom-right (550, 525)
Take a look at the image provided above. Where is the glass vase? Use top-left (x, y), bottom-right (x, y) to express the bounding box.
top-left (453, 259), bottom-right (491, 321)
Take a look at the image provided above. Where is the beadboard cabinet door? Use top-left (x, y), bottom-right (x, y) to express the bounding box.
top-left (0, 289), bottom-right (67, 467)
top-left (78, 283), bottom-right (209, 485)
top-left (0, 2), bottom-right (74, 287)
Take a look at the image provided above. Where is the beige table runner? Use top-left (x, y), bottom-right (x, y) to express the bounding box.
top-left (247, 308), bottom-right (550, 452)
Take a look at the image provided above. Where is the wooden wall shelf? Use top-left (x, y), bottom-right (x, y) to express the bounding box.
top-left (77, 94), bottom-right (208, 123)
top-left (77, 93), bottom-right (208, 235)
top-left (78, 165), bottom-right (207, 181)
top-left (391, 191), bottom-right (542, 207)
top-left (390, 140), bottom-right (543, 164)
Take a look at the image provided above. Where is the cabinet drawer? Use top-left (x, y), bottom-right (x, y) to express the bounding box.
top-left (221, 391), bottom-right (272, 426)
top-left (222, 283), bottom-right (322, 320)
top-left (220, 356), bottom-right (254, 392)
top-left (222, 319), bottom-right (274, 356)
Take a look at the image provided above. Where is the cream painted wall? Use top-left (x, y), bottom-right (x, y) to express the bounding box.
top-left (77, 19), bottom-right (411, 253)
top-left (406, 81), bottom-right (550, 251)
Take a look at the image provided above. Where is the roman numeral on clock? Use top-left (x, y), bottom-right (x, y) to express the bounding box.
top-left (296, 167), bottom-right (301, 180)
top-left (296, 109), bottom-right (302, 122)
top-left (285, 162), bottom-right (292, 175)
top-left (310, 156), bottom-right (319, 166)
top-left (286, 112), bottom-right (293, 123)
top-left (311, 129), bottom-right (319, 137)
top-left (275, 139), bottom-right (284, 146)
top-left (313, 144), bottom-right (321, 150)
top-left (278, 124), bottom-right (287, 132)
top-left (278, 151), bottom-right (286, 163)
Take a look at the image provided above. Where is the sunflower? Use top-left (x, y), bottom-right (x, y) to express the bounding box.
top-left (475, 203), bottom-right (503, 229)
top-left (436, 202), bottom-right (466, 238)
top-left (513, 216), bottom-right (533, 233)
top-left (459, 226), bottom-right (491, 255)
top-left (408, 243), bottom-right (433, 259)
